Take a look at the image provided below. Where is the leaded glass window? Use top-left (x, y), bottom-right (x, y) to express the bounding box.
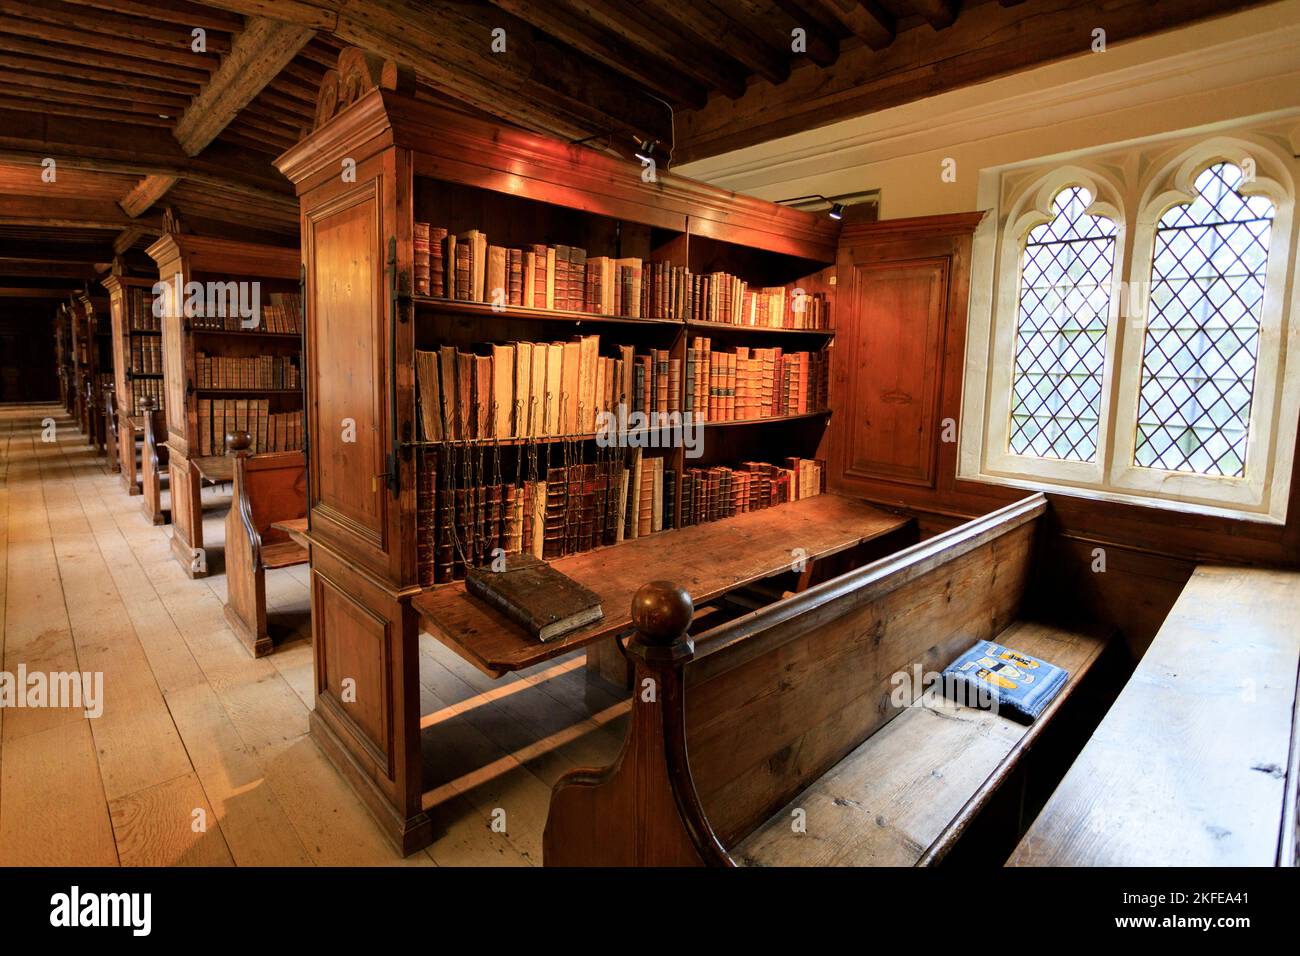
top-left (1009, 186), bottom-right (1117, 461)
top-left (1134, 162), bottom-right (1274, 477)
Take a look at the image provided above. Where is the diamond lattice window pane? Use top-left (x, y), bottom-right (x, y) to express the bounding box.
top-left (1134, 162), bottom-right (1274, 477)
top-left (1009, 186), bottom-right (1117, 462)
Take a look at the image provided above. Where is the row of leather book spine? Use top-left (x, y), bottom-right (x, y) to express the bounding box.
top-left (679, 458), bottom-right (825, 527)
top-left (126, 286), bottom-right (161, 332)
top-left (195, 399), bottom-right (303, 456)
top-left (685, 338), bottom-right (830, 421)
top-left (415, 338), bottom-right (680, 442)
top-left (187, 291), bottom-right (302, 333)
top-left (195, 353), bottom-right (300, 390)
top-left (129, 378), bottom-right (164, 416)
top-left (415, 450), bottom-right (674, 585)
top-left (130, 336), bottom-right (163, 375)
top-left (410, 222), bottom-right (828, 328)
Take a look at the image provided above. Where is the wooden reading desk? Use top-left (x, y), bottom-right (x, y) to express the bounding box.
top-left (272, 517), bottom-right (310, 551)
top-left (413, 494), bottom-right (911, 678)
top-left (190, 454), bottom-right (234, 485)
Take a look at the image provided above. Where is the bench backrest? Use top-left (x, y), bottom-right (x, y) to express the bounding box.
top-left (544, 493), bottom-right (1047, 865)
top-left (144, 405), bottom-right (168, 470)
top-left (233, 450), bottom-right (308, 547)
top-left (105, 389), bottom-right (118, 439)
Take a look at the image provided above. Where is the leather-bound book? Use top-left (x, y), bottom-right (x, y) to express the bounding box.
top-left (513, 342), bottom-right (532, 438)
top-left (542, 467), bottom-right (568, 559)
top-left (435, 485), bottom-right (455, 583)
top-left (413, 222), bottom-right (431, 296)
top-left (414, 349), bottom-right (443, 442)
top-left (484, 483), bottom-right (503, 562)
top-left (651, 457), bottom-right (663, 533)
top-left (455, 350), bottom-right (474, 439)
top-left (564, 463), bottom-right (584, 555)
top-left (580, 462), bottom-right (600, 552)
top-left (508, 249), bottom-right (524, 307)
top-left (416, 451), bottom-right (436, 587)
top-left (663, 468), bottom-right (675, 529)
top-left (530, 244), bottom-right (548, 308)
top-left (466, 553), bottom-right (603, 643)
top-left (474, 355), bottom-right (492, 439)
top-left (430, 226), bottom-right (448, 297)
top-left (571, 247), bottom-right (587, 312)
top-left (637, 458), bottom-right (654, 537)
top-left (504, 483), bottom-right (523, 554)
top-left (529, 479), bottom-right (547, 559)
top-left (487, 245), bottom-right (508, 305)
top-left (453, 239), bottom-right (470, 301)
top-left (491, 344), bottom-right (514, 439)
top-left (553, 245), bottom-right (572, 310)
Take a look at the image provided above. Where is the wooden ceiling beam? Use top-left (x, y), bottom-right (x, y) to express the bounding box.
top-left (59, 0), bottom-right (245, 33)
top-left (0, 52), bottom-right (201, 95)
top-left (812, 0), bottom-right (895, 50)
top-left (119, 174), bottom-right (181, 218)
top-left (0, 287), bottom-right (83, 298)
top-left (0, 109), bottom-right (296, 199)
top-left (0, 196), bottom-right (164, 232)
top-left (483, 0), bottom-right (711, 108)
top-left (0, 34), bottom-right (206, 82)
top-left (676, 0), bottom-right (1262, 163)
top-left (910, 0), bottom-right (958, 30)
top-left (0, 259), bottom-right (99, 279)
top-left (2, 0), bottom-right (234, 53)
top-left (754, 0), bottom-right (842, 67)
top-left (0, 9), bottom-right (219, 69)
top-left (562, 0), bottom-right (751, 98)
top-left (644, 0), bottom-right (792, 86)
top-left (113, 225), bottom-right (154, 256)
top-left (0, 68), bottom-right (192, 111)
top-left (172, 16), bottom-right (315, 156)
top-left (197, 0), bottom-right (677, 142)
top-left (0, 95), bottom-right (173, 127)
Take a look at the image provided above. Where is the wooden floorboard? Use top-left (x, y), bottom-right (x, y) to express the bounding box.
top-left (0, 405), bottom-right (626, 866)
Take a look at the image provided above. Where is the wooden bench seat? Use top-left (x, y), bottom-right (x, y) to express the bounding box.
top-left (734, 618), bottom-right (1106, 866)
top-left (222, 430), bottom-right (308, 658)
top-left (1009, 564), bottom-right (1300, 867)
top-left (544, 493), bottom-right (1112, 866)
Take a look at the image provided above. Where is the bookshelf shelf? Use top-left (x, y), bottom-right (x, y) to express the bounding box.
top-left (702, 410), bottom-right (832, 429)
top-left (275, 78), bottom-right (841, 853)
top-left (413, 296), bottom-right (683, 328)
top-left (685, 319), bottom-right (834, 337)
top-left (145, 233), bottom-right (303, 579)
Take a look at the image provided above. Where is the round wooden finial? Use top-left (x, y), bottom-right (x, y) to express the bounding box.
top-left (225, 430), bottom-right (253, 454)
top-left (631, 581), bottom-right (693, 646)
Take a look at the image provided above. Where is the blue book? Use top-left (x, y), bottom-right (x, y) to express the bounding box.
top-left (941, 641), bottom-right (1069, 723)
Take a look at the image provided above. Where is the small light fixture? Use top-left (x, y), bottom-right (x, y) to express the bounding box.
top-left (776, 193), bottom-right (846, 221)
top-left (634, 138), bottom-right (657, 164)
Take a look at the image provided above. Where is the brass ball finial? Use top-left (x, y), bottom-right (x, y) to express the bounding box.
top-left (630, 580), bottom-right (693, 646)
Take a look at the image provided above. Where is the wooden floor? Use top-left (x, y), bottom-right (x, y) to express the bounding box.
top-left (0, 404), bottom-right (627, 866)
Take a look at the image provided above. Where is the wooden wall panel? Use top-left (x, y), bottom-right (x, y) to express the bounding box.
top-left (305, 179), bottom-right (390, 568)
top-left (315, 570), bottom-right (392, 770)
top-left (839, 257), bottom-right (949, 488)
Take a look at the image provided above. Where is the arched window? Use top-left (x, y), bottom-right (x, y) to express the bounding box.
top-left (1009, 186), bottom-right (1118, 462)
top-left (1133, 161), bottom-right (1275, 477)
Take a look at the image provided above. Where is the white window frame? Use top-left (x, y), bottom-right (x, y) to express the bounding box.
top-left (960, 132), bottom-right (1300, 524)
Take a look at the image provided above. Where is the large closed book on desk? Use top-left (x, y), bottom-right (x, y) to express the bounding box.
top-left (466, 553), bottom-right (603, 642)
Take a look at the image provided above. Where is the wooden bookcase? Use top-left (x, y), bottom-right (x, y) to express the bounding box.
top-left (145, 234), bottom-right (303, 578)
top-left (276, 85), bottom-right (839, 852)
top-left (55, 302), bottom-right (74, 415)
top-left (71, 291), bottom-right (112, 451)
top-left (102, 274), bottom-right (165, 494)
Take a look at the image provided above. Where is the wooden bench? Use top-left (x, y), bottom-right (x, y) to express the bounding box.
top-left (543, 494), bottom-right (1111, 866)
top-left (103, 386), bottom-right (121, 476)
top-left (140, 397), bottom-right (170, 526)
top-left (1009, 564), bottom-right (1300, 867)
top-left (223, 430), bottom-right (308, 658)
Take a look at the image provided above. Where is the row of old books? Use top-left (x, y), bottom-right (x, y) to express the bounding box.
top-left (195, 353), bottom-right (301, 390)
top-left (680, 459), bottom-right (825, 527)
top-left (187, 291), bottom-right (302, 333)
top-left (129, 378), bottom-right (164, 416)
top-left (126, 286), bottom-right (161, 332)
top-left (416, 450), bottom-right (673, 584)
top-left (195, 399), bottom-right (304, 456)
top-left (130, 337), bottom-right (163, 375)
top-left (411, 222), bottom-right (831, 328)
top-left (415, 337), bottom-right (680, 441)
top-left (685, 339), bottom-right (830, 421)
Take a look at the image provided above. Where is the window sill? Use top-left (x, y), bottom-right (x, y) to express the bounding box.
top-left (957, 469), bottom-right (1286, 526)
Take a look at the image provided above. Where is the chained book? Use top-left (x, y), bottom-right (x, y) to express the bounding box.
top-left (466, 553), bottom-right (604, 642)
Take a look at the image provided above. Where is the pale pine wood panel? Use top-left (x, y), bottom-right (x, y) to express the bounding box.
top-left (0, 720), bottom-right (118, 866)
top-left (109, 772), bottom-right (236, 867)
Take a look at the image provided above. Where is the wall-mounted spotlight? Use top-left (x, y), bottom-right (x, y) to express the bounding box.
top-left (777, 194), bottom-right (847, 221)
top-left (634, 138), bottom-right (658, 164)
